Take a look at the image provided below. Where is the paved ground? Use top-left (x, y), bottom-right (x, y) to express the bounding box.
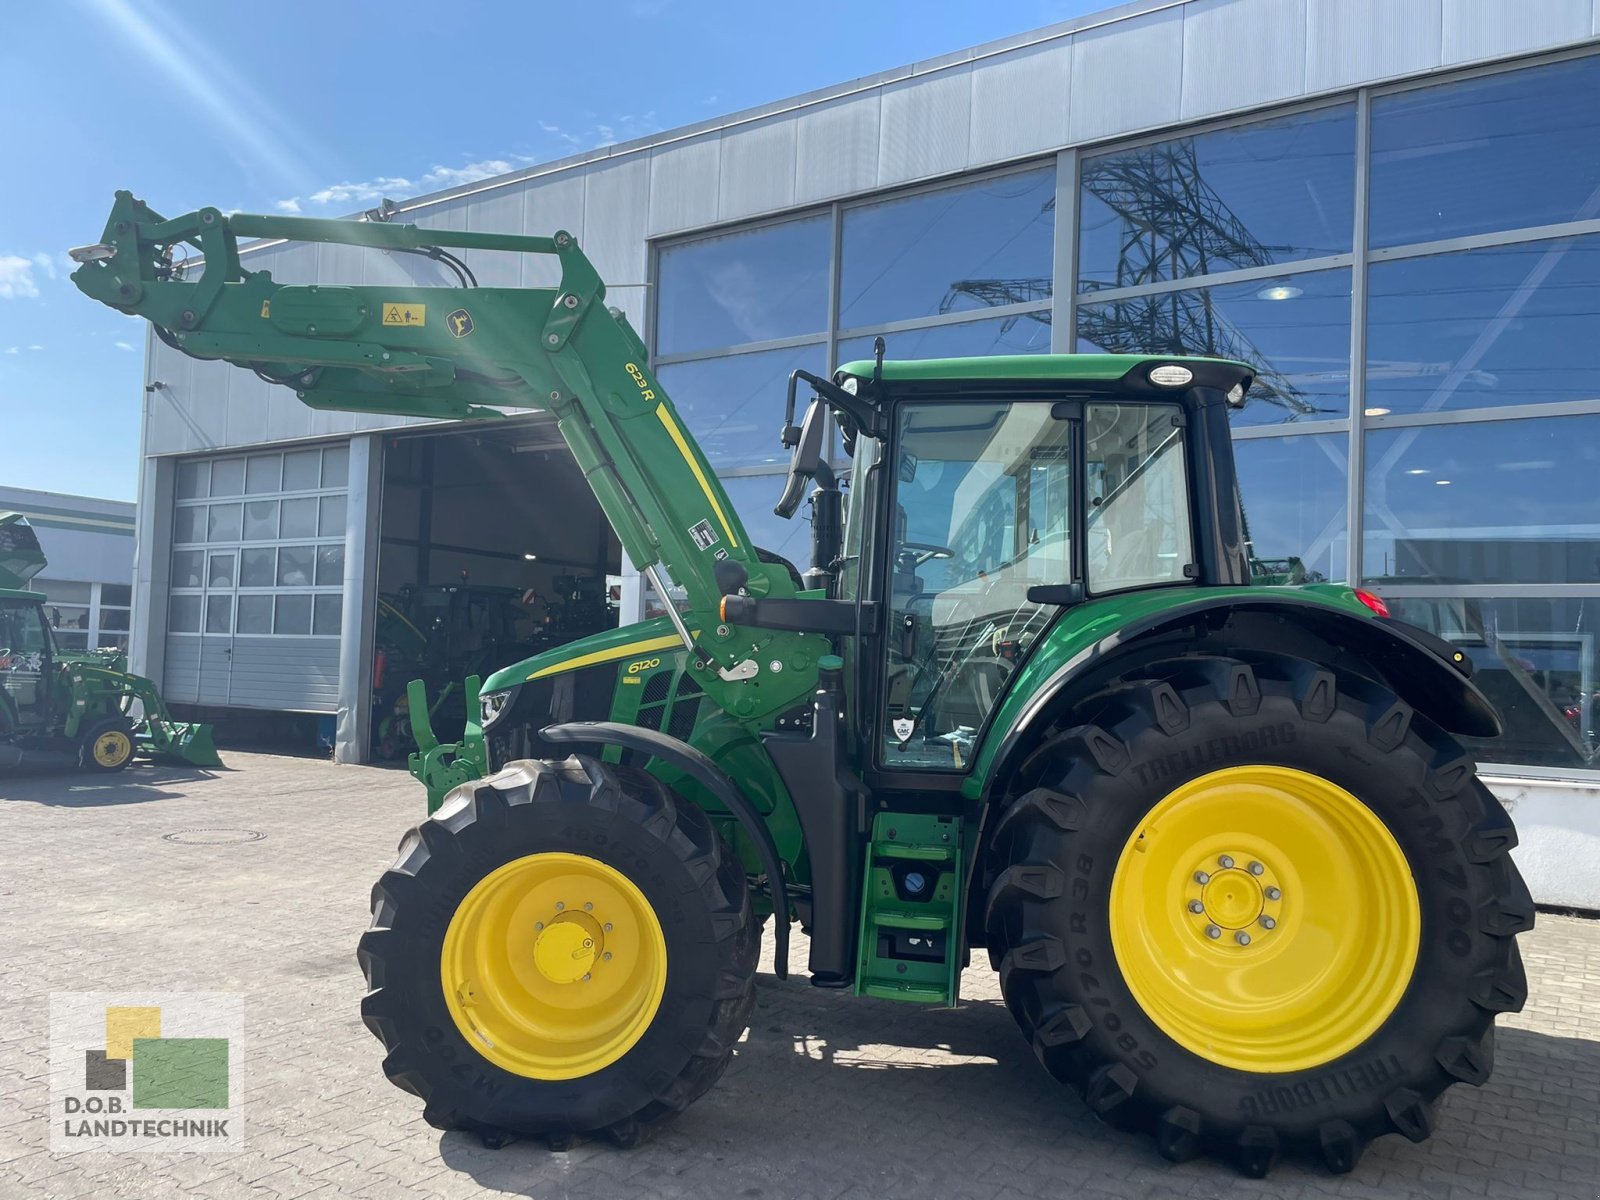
top-left (0, 751), bottom-right (1596, 1200)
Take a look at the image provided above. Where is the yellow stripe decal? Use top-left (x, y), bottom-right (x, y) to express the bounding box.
top-left (655, 403), bottom-right (739, 550)
top-left (527, 633), bottom-right (687, 680)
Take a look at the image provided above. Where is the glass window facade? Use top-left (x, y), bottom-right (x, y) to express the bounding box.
top-left (653, 165), bottom-right (1056, 564)
top-left (1072, 54), bottom-right (1600, 776)
top-left (649, 51), bottom-right (1600, 778)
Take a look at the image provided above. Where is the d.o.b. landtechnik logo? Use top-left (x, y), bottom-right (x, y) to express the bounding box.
top-left (49, 993), bottom-right (245, 1152)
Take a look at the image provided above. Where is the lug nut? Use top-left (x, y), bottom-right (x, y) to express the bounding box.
top-left (603, 952), bottom-right (612, 961)
top-left (1218, 855), bottom-right (1235, 869)
top-left (1236, 932), bottom-right (1252, 946)
top-left (603, 923), bottom-right (613, 932)
top-left (1188, 900), bottom-right (1205, 914)
top-left (584, 902), bottom-right (593, 911)
top-left (1194, 871), bottom-right (1211, 884)
top-left (1248, 861), bottom-right (1264, 876)
top-left (555, 901), bottom-right (565, 911)
top-left (535, 922), bottom-right (544, 931)
top-left (1260, 916), bottom-right (1276, 930)
top-left (1205, 925), bottom-right (1221, 939)
top-left (1265, 886), bottom-right (1282, 901)
top-left (582, 973), bottom-right (591, 982)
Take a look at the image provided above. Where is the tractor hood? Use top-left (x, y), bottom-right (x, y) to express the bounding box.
top-left (0, 512), bottom-right (48, 592)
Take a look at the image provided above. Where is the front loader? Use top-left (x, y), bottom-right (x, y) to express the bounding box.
top-left (0, 511), bottom-right (219, 771)
top-left (73, 192), bottom-right (1532, 1177)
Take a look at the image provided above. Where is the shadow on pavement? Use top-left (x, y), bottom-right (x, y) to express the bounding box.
top-left (0, 756), bottom-right (229, 806)
top-left (431, 979), bottom-right (1600, 1197)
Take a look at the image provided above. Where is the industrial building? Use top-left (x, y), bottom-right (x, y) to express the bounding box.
top-left (131, 0), bottom-right (1600, 903)
top-left (0, 485), bottom-right (135, 653)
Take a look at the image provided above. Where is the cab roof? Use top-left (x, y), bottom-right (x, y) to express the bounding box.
top-left (834, 353), bottom-right (1252, 388)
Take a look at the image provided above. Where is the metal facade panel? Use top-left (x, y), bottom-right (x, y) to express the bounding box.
top-left (518, 172), bottom-right (588, 288)
top-left (647, 134), bottom-right (721, 236)
top-left (1070, 6), bottom-right (1184, 143)
top-left (1442, 0), bottom-right (1592, 63)
top-left (222, 366), bottom-right (273, 449)
top-left (794, 91), bottom-right (881, 205)
top-left (1180, 0), bottom-right (1308, 119)
top-left (968, 39), bottom-right (1073, 166)
top-left (584, 157), bottom-right (652, 330)
top-left (878, 66), bottom-right (972, 186)
top-left (462, 187), bottom-right (525, 288)
top-left (1305, 0), bottom-right (1443, 90)
top-left (718, 115), bottom-right (799, 221)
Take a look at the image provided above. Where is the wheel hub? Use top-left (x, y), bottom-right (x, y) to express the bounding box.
top-left (1189, 856), bottom-right (1283, 944)
top-left (533, 912), bottom-right (604, 984)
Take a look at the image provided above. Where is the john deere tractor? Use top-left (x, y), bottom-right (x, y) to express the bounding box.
top-left (74, 193), bottom-right (1531, 1176)
top-left (0, 511), bottom-right (218, 771)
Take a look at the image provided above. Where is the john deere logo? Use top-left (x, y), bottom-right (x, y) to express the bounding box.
top-left (50, 992), bottom-right (245, 1151)
top-left (446, 308), bottom-right (474, 338)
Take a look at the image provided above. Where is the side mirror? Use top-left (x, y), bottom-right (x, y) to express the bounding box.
top-left (774, 399), bottom-right (829, 519)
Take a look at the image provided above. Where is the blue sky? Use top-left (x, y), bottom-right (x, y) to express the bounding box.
top-left (0, 0), bottom-right (1100, 501)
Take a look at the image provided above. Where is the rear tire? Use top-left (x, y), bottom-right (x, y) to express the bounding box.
top-left (983, 653), bottom-right (1531, 1176)
top-left (358, 756), bottom-right (759, 1146)
top-left (79, 718), bottom-right (135, 772)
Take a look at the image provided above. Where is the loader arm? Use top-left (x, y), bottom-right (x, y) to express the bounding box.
top-left (71, 193), bottom-right (827, 788)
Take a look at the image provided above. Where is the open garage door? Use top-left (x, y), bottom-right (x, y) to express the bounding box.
top-left (372, 416), bottom-right (621, 760)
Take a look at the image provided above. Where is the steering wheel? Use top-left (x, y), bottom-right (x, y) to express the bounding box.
top-left (900, 541), bottom-right (954, 567)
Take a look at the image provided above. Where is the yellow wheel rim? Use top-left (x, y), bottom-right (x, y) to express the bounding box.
top-left (92, 730), bottom-right (131, 767)
top-left (1109, 765), bottom-right (1420, 1073)
top-left (440, 852), bottom-right (667, 1080)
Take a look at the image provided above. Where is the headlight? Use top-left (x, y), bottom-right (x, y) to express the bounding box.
top-left (480, 686), bottom-right (518, 729)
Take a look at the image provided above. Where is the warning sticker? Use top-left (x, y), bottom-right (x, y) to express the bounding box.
top-left (688, 519), bottom-right (718, 551)
top-left (259, 300), bottom-right (271, 319)
top-left (382, 303), bottom-right (426, 327)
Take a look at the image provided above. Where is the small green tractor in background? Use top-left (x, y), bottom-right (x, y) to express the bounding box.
top-left (0, 512), bottom-right (220, 772)
top-left (75, 194), bottom-right (1531, 1177)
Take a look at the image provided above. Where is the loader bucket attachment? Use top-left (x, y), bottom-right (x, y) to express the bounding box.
top-left (138, 717), bottom-right (223, 768)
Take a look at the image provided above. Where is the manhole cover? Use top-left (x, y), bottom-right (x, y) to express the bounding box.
top-left (162, 828), bottom-right (267, 845)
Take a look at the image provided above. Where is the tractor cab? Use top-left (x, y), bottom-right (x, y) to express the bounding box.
top-left (0, 513), bottom-right (59, 734)
top-left (778, 352), bottom-right (1251, 780)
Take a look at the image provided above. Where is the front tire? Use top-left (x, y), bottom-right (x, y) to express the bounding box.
top-left (984, 654), bottom-right (1532, 1176)
top-left (358, 756), bottom-right (759, 1146)
top-left (79, 718), bottom-right (135, 772)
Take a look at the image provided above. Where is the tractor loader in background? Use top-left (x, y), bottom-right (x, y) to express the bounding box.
top-left (73, 192), bottom-right (1531, 1176)
top-left (0, 511), bottom-right (219, 771)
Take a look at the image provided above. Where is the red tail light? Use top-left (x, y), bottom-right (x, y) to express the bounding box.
top-left (1353, 589), bottom-right (1390, 618)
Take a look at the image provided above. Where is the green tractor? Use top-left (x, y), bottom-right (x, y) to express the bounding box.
top-left (0, 512), bottom-right (219, 771)
top-left (74, 194), bottom-right (1531, 1176)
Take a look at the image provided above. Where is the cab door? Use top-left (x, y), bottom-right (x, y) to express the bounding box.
top-left (875, 400), bottom-right (1077, 775)
top-left (0, 600), bottom-right (56, 729)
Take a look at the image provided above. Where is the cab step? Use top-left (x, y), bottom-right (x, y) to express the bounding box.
top-left (853, 812), bottom-right (964, 1006)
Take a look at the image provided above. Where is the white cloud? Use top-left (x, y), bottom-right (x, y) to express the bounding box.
top-left (0, 255), bottom-right (40, 300)
top-left (27, 344), bottom-right (43, 351)
top-left (4, 346), bottom-right (16, 355)
top-left (273, 198), bottom-right (302, 215)
top-left (0, 252), bottom-right (64, 300)
top-left (114, 340), bottom-right (136, 351)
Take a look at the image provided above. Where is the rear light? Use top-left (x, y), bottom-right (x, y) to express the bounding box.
top-left (1353, 589), bottom-right (1390, 618)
